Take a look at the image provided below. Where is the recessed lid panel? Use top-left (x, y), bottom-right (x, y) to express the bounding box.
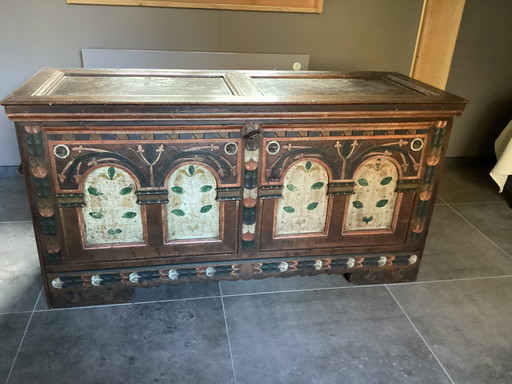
top-left (253, 77), bottom-right (420, 97)
top-left (35, 74), bottom-right (233, 97)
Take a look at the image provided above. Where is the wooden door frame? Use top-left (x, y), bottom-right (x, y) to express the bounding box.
top-left (410, 0), bottom-right (466, 90)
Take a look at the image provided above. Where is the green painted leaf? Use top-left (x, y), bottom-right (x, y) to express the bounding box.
top-left (108, 167), bottom-right (116, 180)
top-left (119, 187), bottom-right (133, 195)
top-left (89, 212), bottom-right (103, 219)
top-left (305, 161), bottom-right (312, 171)
top-left (107, 229), bottom-right (115, 235)
top-left (357, 178), bottom-right (369, 186)
top-left (311, 182), bottom-right (324, 190)
top-left (87, 187), bottom-right (102, 196)
top-left (362, 216), bottom-right (373, 224)
top-left (171, 209), bottom-right (185, 217)
top-left (200, 205), bottom-right (212, 213)
top-left (188, 165), bottom-right (196, 176)
top-left (376, 199), bottom-right (389, 208)
top-left (286, 184), bottom-right (298, 192)
top-left (352, 201), bottom-right (364, 209)
top-left (108, 228), bottom-right (122, 235)
top-left (380, 176), bottom-right (393, 185)
top-left (171, 186), bottom-right (185, 194)
top-left (283, 206), bottom-right (295, 213)
top-left (200, 185), bottom-right (213, 193)
top-left (122, 211), bottom-right (137, 219)
top-left (115, 228), bottom-right (122, 234)
top-left (307, 202), bottom-right (319, 211)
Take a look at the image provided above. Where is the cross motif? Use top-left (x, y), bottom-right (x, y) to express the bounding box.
top-left (283, 143), bottom-right (293, 151)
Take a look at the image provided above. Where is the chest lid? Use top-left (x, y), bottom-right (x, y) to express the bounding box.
top-left (1, 68), bottom-right (466, 116)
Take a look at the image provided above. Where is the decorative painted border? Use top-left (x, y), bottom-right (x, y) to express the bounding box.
top-left (48, 138), bottom-right (242, 193)
top-left (47, 131), bottom-right (241, 142)
top-left (261, 133), bottom-right (428, 185)
top-left (49, 253), bottom-right (419, 290)
top-left (24, 126), bottom-right (64, 264)
top-left (262, 127), bottom-right (430, 139)
top-left (410, 120), bottom-right (447, 239)
top-left (241, 123), bottom-right (261, 249)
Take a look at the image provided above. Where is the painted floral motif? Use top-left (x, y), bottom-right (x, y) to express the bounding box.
top-left (345, 157), bottom-right (399, 232)
top-left (167, 164), bottom-right (220, 241)
top-left (82, 166), bottom-right (143, 246)
top-left (276, 160), bottom-right (329, 235)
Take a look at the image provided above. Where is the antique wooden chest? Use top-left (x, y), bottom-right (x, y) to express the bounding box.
top-left (1, 69), bottom-right (466, 307)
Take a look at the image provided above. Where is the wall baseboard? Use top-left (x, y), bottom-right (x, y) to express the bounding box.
top-left (0, 166), bottom-right (20, 178)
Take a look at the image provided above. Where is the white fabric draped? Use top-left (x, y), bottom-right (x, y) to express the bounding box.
top-left (490, 119), bottom-right (512, 192)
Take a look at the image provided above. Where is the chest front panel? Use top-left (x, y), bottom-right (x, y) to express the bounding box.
top-left (258, 122), bottom-right (430, 251)
top-left (46, 126), bottom-right (243, 264)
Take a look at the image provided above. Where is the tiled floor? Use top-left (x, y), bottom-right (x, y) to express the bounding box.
top-left (1, 162), bottom-right (511, 384)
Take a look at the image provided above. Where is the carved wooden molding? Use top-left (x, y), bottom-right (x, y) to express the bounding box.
top-left (66, 0), bottom-right (324, 13)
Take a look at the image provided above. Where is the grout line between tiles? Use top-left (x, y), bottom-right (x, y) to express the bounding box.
top-left (0, 310), bottom-right (33, 316)
top-left (221, 283), bottom-right (380, 298)
top-left (396, 274), bottom-right (512, 286)
top-left (219, 273), bottom-right (512, 298)
top-left (219, 283), bottom-right (238, 384)
top-left (444, 203), bottom-right (512, 260)
top-left (0, 221), bottom-right (33, 224)
top-left (385, 285), bottom-right (456, 384)
top-left (34, 294), bottom-right (222, 313)
top-left (437, 196), bottom-right (448, 204)
top-left (5, 286), bottom-right (43, 384)
top-left (448, 201), bottom-right (506, 205)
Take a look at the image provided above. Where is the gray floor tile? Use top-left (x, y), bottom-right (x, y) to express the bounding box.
top-left (36, 281), bottom-right (221, 310)
top-left (450, 202), bottom-right (512, 257)
top-left (389, 277), bottom-right (512, 384)
top-left (224, 287), bottom-right (452, 384)
top-left (9, 298), bottom-right (234, 384)
top-left (132, 282), bottom-right (221, 303)
top-left (0, 223), bottom-right (42, 314)
top-left (0, 177), bottom-right (31, 222)
top-left (438, 164), bottom-right (505, 204)
top-left (417, 205), bottom-right (512, 281)
top-left (0, 313), bottom-right (31, 383)
top-left (220, 273), bottom-right (350, 296)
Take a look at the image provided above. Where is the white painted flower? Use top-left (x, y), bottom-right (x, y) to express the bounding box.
top-left (346, 258), bottom-right (355, 268)
top-left (243, 189), bottom-right (256, 199)
top-left (378, 256), bottom-right (387, 267)
top-left (245, 148), bottom-right (260, 162)
top-left (242, 223), bottom-right (256, 234)
top-left (278, 262), bottom-right (289, 272)
top-left (129, 272), bottom-right (141, 284)
top-left (314, 260), bottom-right (323, 270)
top-left (168, 269), bottom-right (179, 280)
top-left (91, 274), bottom-right (103, 286)
top-left (409, 255), bottom-right (418, 265)
top-left (51, 278), bottom-right (64, 289)
top-left (205, 267), bottom-right (216, 277)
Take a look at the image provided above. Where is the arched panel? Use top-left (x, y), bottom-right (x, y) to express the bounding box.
top-left (82, 166), bottom-right (143, 246)
top-left (276, 160), bottom-right (329, 235)
top-left (345, 157), bottom-right (399, 232)
top-left (166, 164), bottom-right (220, 241)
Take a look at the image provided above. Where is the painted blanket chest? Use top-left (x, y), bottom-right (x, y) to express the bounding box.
top-left (1, 69), bottom-right (466, 307)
